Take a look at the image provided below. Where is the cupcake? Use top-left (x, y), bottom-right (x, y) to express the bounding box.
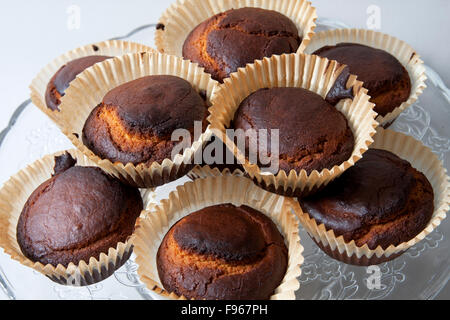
top-left (233, 87), bottom-right (355, 175)
top-left (313, 43), bottom-right (410, 117)
top-left (296, 128), bottom-right (450, 266)
top-left (30, 40), bottom-right (153, 127)
top-left (302, 149), bottom-right (433, 260)
top-left (182, 7), bottom-right (301, 82)
top-left (208, 53), bottom-right (378, 197)
top-left (82, 75), bottom-right (208, 166)
top-left (132, 175), bottom-right (303, 300)
top-left (45, 55), bottom-right (112, 111)
top-left (58, 52), bottom-right (217, 188)
top-left (304, 29), bottom-right (426, 127)
top-left (0, 150), bottom-right (146, 285)
top-left (156, 0), bottom-right (317, 81)
top-left (157, 204), bottom-right (288, 300)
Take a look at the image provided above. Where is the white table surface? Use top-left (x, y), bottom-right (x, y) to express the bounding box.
top-left (0, 0), bottom-right (449, 300)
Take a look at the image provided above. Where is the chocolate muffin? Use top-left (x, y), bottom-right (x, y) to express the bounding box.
top-left (313, 43), bottom-right (411, 117)
top-left (82, 75), bottom-right (209, 166)
top-left (16, 153), bottom-right (143, 268)
top-left (183, 7), bottom-right (301, 82)
top-left (45, 55), bottom-right (112, 111)
top-left (301, 149), bottom-right (434, 251)
top-left (157, 204), bottom-right (288, 300)
top-left (233, 87), bottom-right (355, 175)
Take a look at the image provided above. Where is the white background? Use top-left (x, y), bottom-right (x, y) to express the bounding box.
top-left (0, 0), bottom-right (449, 300)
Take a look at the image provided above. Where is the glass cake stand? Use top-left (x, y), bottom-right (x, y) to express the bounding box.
top-left (0, 19), bottom-right (449, 300)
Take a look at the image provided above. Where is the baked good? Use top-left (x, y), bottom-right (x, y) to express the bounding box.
top-left (183, 7), bottom-right (301, 82)
top-left (157, 204), bottom-right (288, 300)
top-left (16, 153), bottom-right (143, 267)
top-left (45, 55), bottom-right (112, 111)
top-left (233, 87), bottom-right (355, 174)
top-left (301, 149), bottom-right (434, 250)
top-left (313, 43), bottom-right (411, 116)
top-left (82, 75), bottom-right (209, 165)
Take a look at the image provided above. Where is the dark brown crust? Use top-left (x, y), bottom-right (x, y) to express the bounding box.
top-left (17, 166), bottom-right (143, 267)
top-left (313, 43), bottom-right (411, 116)
top-left (53, 152), bottom-right (77, 176)
top-left (157, 204), bottom-right (288, 300)
top-left (82, 75), bottom-right (209, 165)
top-left (183, 7), bottom-right (301, 82)
top-left (45, 55), bottom-right (112, 111)
top-left (233, 87), bottom-right (355, 175)
top-left (325, 66), bottom-right (354, 105)
top-left (301, 149), bottom-right (434, 250)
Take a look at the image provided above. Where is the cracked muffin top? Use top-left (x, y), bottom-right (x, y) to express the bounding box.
top-left (233, 87), bottom-right (355, 175)
top-left (182, 7), bottom-right (301, 82)
top-left (82, 75), bottom-right (209, 166)
top-left (45, 55), bottom-right (112, 111)
top-left (314, 43), bottom-right (411, 117)
top-left (157, 204), bottom-right (288, 300)
top-left (301, 149), bottom-right (434, 250)
top-left (16, 153), bottom-right (143, 267)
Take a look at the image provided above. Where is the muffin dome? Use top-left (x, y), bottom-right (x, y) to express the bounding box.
top-left (82, 75), bottom-right (209, 165)
top-left (183, 7), bottom-right (301, 82)
top-left (301, 149), bottom-right (434, 250)
top-left (16, 153), bottom-right (143, 267)
top-left (157, 204), bottom-right (288, 300)
top-left (313, 43), bottom-right (411, 116)
top-left (45, 55), bottom-right (112, 111)
top-left (233, 87), bottom-right (355, 174)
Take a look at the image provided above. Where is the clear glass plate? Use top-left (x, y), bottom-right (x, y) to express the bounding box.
top-left (0, 19), bottom-right (448, 300)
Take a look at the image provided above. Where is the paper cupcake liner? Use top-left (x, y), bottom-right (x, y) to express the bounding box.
top-left (29, 40), bottom-right (153, 129)
top-left (0, 149), bottom-right (154, 286)
top-left (155, 0), bottom-right (317, 57)
top-left (304, 29), bottom-right (427, 127)
top-left (132, 175), bottom-right (304, 300)
top-left (58, 51), bottom-right (219, 188)
top-left (187, 165), bottom-right (246, 180)
top-left (208, 53), bottom-right (378, 198)
top-left (296, 128), bottom-right (450, 266)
